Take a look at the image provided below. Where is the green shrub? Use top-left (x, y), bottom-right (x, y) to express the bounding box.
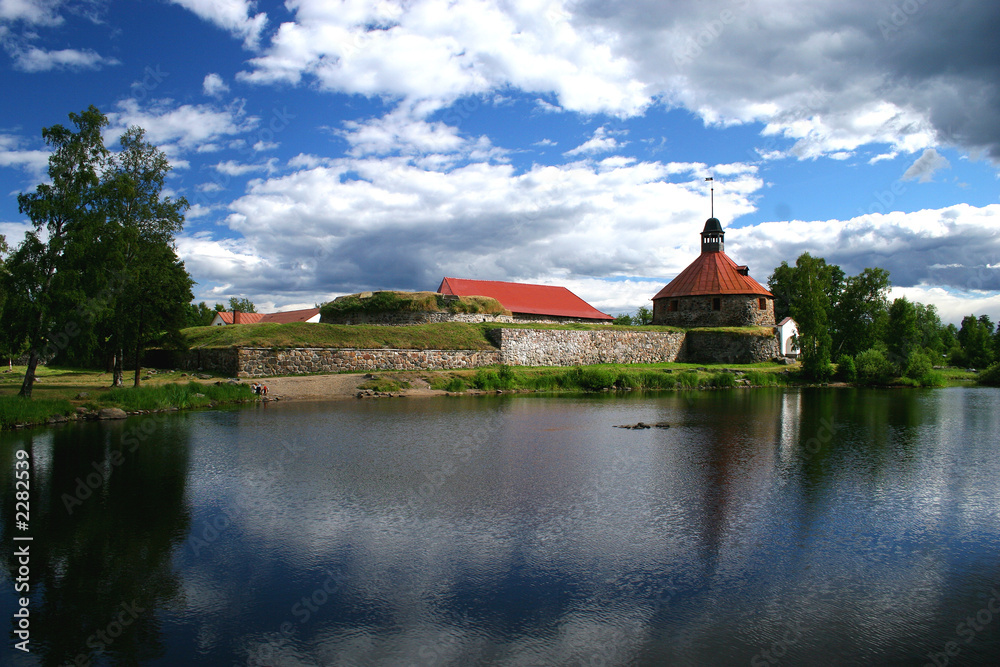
top-left (745, 370), bottom-right (785, 386)
top-left (977, 362), bottom-right (1000, 387)
top-left (615, 372), bottom-right (641, 390)
top-left (834, 354), bottom-right (857, 382)
top-left (904, 351), bottom-right (933, 382)
top-left (524, 373), bottom-right (561, 391)
top-left (708, 372), bottom-right (737, 388)
top-left (444, 377), bottom-right (467, 392)
top-left (855, 348), bottom-right (894, 385)
top-left (577, 368), bottom-right (617, 391)
top-left (497, 364), bottom-right (518, 387)
top-left (678, 371), bottom-right (701, 389)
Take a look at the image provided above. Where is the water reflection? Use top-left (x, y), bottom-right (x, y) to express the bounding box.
top-left (1, 415), bottom-right (191, 666)
top-left (3, 388), bottom-right (1000, 666)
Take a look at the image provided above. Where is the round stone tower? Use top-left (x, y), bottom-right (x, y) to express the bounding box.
top-left (651, 217), bottom-right (775, 327)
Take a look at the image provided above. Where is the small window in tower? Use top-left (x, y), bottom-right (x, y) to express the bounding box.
top-left (758, 297), bottom-right (766, 310)
top-left (669, 300), bottom-right (678, 312)
top-left (712, 298), bottom-right (721, 311)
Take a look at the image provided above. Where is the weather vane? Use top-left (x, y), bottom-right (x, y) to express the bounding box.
top-left (705, 177), bottom-right (714, 218)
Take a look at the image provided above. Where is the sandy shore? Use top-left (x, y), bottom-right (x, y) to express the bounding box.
top-left (250, 373), bottom-right (445, 401)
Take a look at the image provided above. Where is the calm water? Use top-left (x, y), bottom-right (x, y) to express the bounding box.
top-left (2, 387), bottom-right (1000, 666)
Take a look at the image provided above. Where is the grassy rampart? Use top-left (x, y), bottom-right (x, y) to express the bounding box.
top-left (178, 321), bottom-right (685, 350)
top-left (321, 290), bottom-right (510, 318)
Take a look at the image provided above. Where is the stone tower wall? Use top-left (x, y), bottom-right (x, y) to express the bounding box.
top-left (652, 294), bottom-right (775, 328)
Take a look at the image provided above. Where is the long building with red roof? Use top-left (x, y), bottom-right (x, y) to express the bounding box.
top-left (211, 307), bottom-right (321, 326)
top-left (651, 217), bottom-right (775, 327)
top-left (438, 277), bottom-right (613, 324)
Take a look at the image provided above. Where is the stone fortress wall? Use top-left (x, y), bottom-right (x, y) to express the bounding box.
top-left (176, 327), bottom-right (781, 377)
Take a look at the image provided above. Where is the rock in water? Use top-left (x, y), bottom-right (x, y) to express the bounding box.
top-left (98, 407), bottom-right (128, 420)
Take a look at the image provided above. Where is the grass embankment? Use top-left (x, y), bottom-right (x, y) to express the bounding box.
top-left (180, 322), bottom-right (500, 350)
top-left (0, 366), bottom-right (256, 430)
top-left (179, 320), bottom-right (686, 351)
top-left (321, 290), bottom-right (510, 318)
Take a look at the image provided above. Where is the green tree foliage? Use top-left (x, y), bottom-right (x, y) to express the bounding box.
top-left (954, 315), bottom-right (995, 369)
top-left (2, 107), bottom-right (193, 392)
top-left (612, 305), bottom-right (652, 325)
top-left (886, 297), bottom-right (920, 371)
top-left (228, 296), bottom-right (257, 313)
top-left (3, 106), bottom-right (108, 397)
top-left (830, 267), bottom-right (890, 357)
top-left (770, 253), bottom-right (840, 380)
top-left (914, 302), bottom-right (947, 358)
top-left (834, 354), bottom-right (857, 382)
top-left (855, 348), bottom-right (894, 385)
top-left (186, 302), bottom-right (218, 327)
top-left (99, 126), bottom-right (190, 386)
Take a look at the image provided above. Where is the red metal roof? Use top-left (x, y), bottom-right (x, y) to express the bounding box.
top-left (219, 308), bottom-right (320, 324)
top-left (438, 277), bottom-right (613, 320)
top-left (652, 251), bottom-right (772, 300)
top-left (217, 311), bottom-right (264, 324)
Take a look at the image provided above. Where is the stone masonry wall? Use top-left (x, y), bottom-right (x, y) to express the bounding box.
top-left (170, 328), bottom-right (779, 377)
top-left (494, 328), bottom-right (687, 366)
top-left (177, 348), bottom-right (239, 375)
top-left (653, 294), bottom-right (775, 328)
top-left (683, 330), bottom-right (780, 364)
top-left (235, 347), bottom-right (500, 377)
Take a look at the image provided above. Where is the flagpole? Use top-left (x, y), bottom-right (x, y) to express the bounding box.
top-left (705, 177), bottom-right (714, 218)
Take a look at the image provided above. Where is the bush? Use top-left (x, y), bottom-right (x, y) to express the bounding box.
top-left (855, 348), bottom-right (894, 385)
top-left (904, 351), bottom-right (934, 383)
top-left (678, 371), bottom-right (701, 389)
top-left (576, 368), bottom-right (617, 391)
top-left (708, 372), bottom-right (737, 388)
top-left (834, 354), bottom-right (856, 382)
top-left (977, 362), bottom-right (1000, 387)
top-left (745, 370), bottom-right (785, 387)
top-left (444, 377), bottom-right (467, 392)
top-left (471, 365), bottom-right (518, 390)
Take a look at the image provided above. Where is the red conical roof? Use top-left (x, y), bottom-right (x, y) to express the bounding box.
top-left (652, 251), bottom-right (772, 300)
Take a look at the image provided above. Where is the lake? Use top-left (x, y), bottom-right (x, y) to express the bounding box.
top-left (2, 387), bottom-right (1000, 666)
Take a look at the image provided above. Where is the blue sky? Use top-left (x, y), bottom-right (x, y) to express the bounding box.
top-left (1, 0), bottom-right (999, 323)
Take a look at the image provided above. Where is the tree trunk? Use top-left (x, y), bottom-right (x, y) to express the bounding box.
top-left (133, 306), bottom-right (145, 387)
top-left (112, 348), bottom-right (124, 387)
top-left (18, 350), bottom-right (40, 398)
top-left (133, 344), bottom-right (143, 388)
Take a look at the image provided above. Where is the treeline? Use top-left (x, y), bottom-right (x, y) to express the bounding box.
top-left (769, 253), bottom-right (1000, 384)
top-left (185, 297), bottom-right (257, 328)
top-left (0, 107), bottom-right (194, 396)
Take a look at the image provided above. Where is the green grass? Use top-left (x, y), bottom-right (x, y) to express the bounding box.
top-left (178, 321), bottom-right (690, 352)
top-left (744, 370), bottom-right (789, 386)
top-left (0, 395), bottom-right (74, 429)
top-left (321, 290), bottom-right (511, 318)
top-left (96, 381), bottom-right (257, 412)
top-left (179, 322), bottom-right (500, 350)
top-left (434, 363), bottom-right (792, 394)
